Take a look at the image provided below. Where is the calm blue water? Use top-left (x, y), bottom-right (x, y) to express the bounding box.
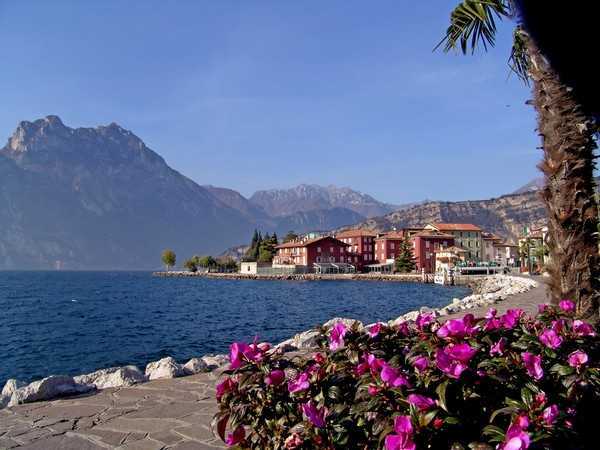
top-left (0, 271), bottom-right (469, 385)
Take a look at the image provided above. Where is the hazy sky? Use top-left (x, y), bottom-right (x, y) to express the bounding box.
top-left (0, 0), bottom-right (541, 203)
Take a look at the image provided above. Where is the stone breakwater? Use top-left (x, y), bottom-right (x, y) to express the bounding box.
top-left (0, 275), bottom-right (536, 410)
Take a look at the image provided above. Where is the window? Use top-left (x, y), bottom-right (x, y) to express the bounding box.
top-left (316, 256), bottom-right (321, 262)
top-left (390, 243), bottom-right (395, 250)
top-left (425, 241), bottom-right (430, 249)
top-left (390, 253), bottom-right (395, 259)
top-left (330, 247), bottom-right (334, 253)
top-left (317, 247), bottom-right (321, 253)
top-left (354, 256), bottom-right (358, 262)
top-left (363, 254), bottom-right (368, 261)
top-left (443, 241), bottom-right (447, 246)
top-left (426, 252), bottom-right (431, 259)
top-left (247, 265), bottom-right (251, 272)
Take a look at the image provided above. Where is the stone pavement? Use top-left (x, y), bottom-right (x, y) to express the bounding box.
top-left (0, 372), bottom-right (226, 449)
top-left (0, 276), bottom-right (548, 450)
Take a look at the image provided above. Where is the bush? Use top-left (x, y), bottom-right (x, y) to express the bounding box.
top-left (214, 301), bottom-right (599, 449)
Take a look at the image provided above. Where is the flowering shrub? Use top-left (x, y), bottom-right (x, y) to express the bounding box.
top-left (214, 301), bottom-right (599, 449)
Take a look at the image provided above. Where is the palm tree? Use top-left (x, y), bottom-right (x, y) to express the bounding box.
top-left (438, 0), bottom-right (600, 319)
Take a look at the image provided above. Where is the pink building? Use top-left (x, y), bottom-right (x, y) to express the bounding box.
top-left (412, 229), bottom-right (455, 273)
top-left (273, 236), bottom-right (350, 269)
top-left (335, 229), bottom-right (376, 270)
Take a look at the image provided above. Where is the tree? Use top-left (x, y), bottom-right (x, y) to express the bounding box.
top-left (183, 257), bottom-right (198, 273)
top-left (394, 237), bottom-right (416, 273)
top-left (283, 231), bottom-right (298, 243)
top-left (439, 1), bottom-right (600, 318)
top-left (161, 249), bottom-right (176, 271)
top-left (197, 255), bottom-right (217, 268)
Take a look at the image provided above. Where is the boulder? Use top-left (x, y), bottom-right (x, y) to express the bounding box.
top-left (145, 357), bottom-right (184, 380)
top-left (2, 379), bottom-right (26, 397)
top-left (322, 317), bottom-right (363, 330)
top-left (182, 358), bottom-right (209, 375)
top-left (8, 376), bottom-right (94, 406)
top-left (201, 354), bottom-right (229, 370)
top-left (74, 366), bottom-right (146, 389)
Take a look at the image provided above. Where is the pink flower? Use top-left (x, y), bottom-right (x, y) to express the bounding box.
top-left (501, 309), bottom-right (524, 329)
top-left (229, 342), bottom-right (260, 369)
top-left (407, 394), bottom-right (437, 411)
top-left (380, 363), bottom-right (409, 388)
top-left (301, 401), bottom-right (328, 428)
top-left (541, 404), bottom-right (559, 426)
top-left (225, 425), bottom-right (245, 446)
top-left (356, 353), bottom-right (385, 377)
top-left (567, 350), bottom-right (588, 368)
top-left (288, 372), bottom-right (310, 393)
top-left (500, 418), bottom-right (530, 450)
top-left (384, 416), bottom-right (416, 450)
top-left (412, 356), bottom-right (429, 373)
top-left (490, 338), bottom-right (506, 356)
top-left (416, 312), bottom-right (435, 331)
top-left (437, 314), bottom-right (477, 340)
top-left (367, 322), bottom-right (383, 338)
top-left (538, 304), bottom-right (550, 314)
top-left (368, 384), bottom-right (381, 396)
top-left (539, 328), bottom-right (563, 349)
top-left (396, 321), bottom-right (410, 336)
top-left (521, 352), bottom-right (544, 380)
top-left (484, 308), bottom-right (502, 331)
top-left (265, 369), bottom-right (285, 386)
top-left (435, 348), bottom-right (467, 379)
top-left (572, 320), bottom-right (596, 337)
top-left (559, 299), bottom-right (576, 314)
top-left (284, 433), bottom-right (303, 449)
top-left (216, 377), bottom-right (237, 401)
top-left (445, 343), bottom-right (478, 363)
top-left (329, 322), bottom-right (347, 351)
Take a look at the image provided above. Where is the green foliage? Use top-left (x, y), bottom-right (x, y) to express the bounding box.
top-left (395, 236), bottom-right (417, 273)
top-left (197, 255), bottom-right (217, 268)
top-left (183, 257), bottom-right (198, 272)
top-left (161, 249), bottom-right (176, 271)
top-left (283, 231), bottom-right (298, 243)
top-left (215, 305), bottom-right (600, 449)
top-left (245, 229), bottom-right (278, 263)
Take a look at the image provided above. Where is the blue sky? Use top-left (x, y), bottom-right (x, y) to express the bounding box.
top-left (0, 0), bottom-right (540, 204)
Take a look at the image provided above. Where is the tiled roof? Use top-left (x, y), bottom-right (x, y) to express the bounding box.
top-left (413, 229), bottom-right (455, 239)
top-left (431, 223), bottom-right (482, 232)
top-left (335, 229), bottom-right (377, 238)
top-left (275, 236), bottom-right (349, 249)
top-left (375, 230), bottom-right (405, 240)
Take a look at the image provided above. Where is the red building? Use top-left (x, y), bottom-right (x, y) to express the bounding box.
top-left (335, 229), bottom-right (376, 270)
top-left (374, 230), bottom-right (406, 263)
top-left (273, 236), bottom-right (350, 269)
top-left (412, 229), bottom-right (455, 273)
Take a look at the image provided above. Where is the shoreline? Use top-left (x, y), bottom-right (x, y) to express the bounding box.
top-left (0, 274), bottom-right (537, 409)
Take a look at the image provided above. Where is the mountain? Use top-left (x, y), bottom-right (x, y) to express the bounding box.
top-left (249, 184), bottom-right (399, 218)
top-left (0, 116), bottom-right (256, 269)
top-left (351, 191), bottom-right (549, 242)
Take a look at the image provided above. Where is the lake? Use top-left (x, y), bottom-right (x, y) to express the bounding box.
top-left (0, 271), bottom-right (470, 385)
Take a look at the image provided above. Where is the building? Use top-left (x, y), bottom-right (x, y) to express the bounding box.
top-left (412, 229), bottom-right (455, 273)
top-left (335, 229), bottom-right (376, 270)
top-left (435, 246), bottom-right (468, 273)
top-left (482, 232), bottom-right (502, 262)
top-left (518, 226), bottom-right (549, 272)
top-left (493, 242), bottom-right (519, 267)
top-left (374, 230), bottom-right (406, 264)
top-left (273, 236), bottom-right (352, 272)
top-left (425, 223), bottom-right (483, 262)
top-left (240, 261), bottom-right (274, 275)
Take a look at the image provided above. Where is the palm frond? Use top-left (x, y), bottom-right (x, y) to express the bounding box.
top-left (436, 0), bottom-right (513, 54)
top-left (508, 26), bottom-right (530, 83)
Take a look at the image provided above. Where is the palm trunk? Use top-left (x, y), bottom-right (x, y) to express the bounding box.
top-left (526, 38), bottom-right (600, 320)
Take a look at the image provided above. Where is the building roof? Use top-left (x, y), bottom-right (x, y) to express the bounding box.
top-left (335, 229), bottom-right (377, 238)
top-left (430, 223), bottom-right (482, 232)
top-left (375, 230), bottom-right (405, 240)
top-left (413, 229), bottom-right (455, 239)
top-left (275, 236), bottom-right (349, 249)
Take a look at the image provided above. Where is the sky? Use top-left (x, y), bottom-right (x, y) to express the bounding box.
top-left (0, 0), bottom-right (542, 204)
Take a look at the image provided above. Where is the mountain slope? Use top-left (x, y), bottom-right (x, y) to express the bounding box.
top-left (0, 116), bottom-right (256, 269)
top-left (513, 176), bottom-right (599, 194)
top-left (249, 184), bottom-right (398, 218)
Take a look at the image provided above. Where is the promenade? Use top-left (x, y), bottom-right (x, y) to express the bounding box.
top-left (0, 278), bottom-right (547, 450)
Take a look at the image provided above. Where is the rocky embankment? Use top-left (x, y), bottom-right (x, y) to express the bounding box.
top-left (0, 275), bottom-right (536, 410)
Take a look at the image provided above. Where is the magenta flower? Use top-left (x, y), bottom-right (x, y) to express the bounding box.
top-left (407, 394), bottom-right (437, 411)
top-left (484, 308), bottom-right (501, 331)
top-left (541, 404), bottom-right (559, 426)
top-left (490, 337), bottom-right (507, 356)
top-left (384, 415), bottom-right (416, 450)
top-left (396, 321), bottom-right (410, 336)
top-left (229, 342), bottom-right (260, 369)
top-left (445, 343), bottom-right (478, 363)
top-left (288, 372), bottom-right (310, 393)
top-left (539, 328), bottom-right (563, 349)
top-left (356, 353), bottom-right (385, 377)
top-left (567, 350), bottom-right (589, 368)
top-left (265, 369), bottom-right (285, 386)
top-left (216, 377), bottom-right (237, 401)
top-left (435, 348), bottom-right (468, 379)
top-left (538, 304), bottom-right (550, 314)
top-left (367, 322), bottom-right (383, 338)
top-left (436, 314), bottom-right (477, 340)
top-left (573, 320), bottom-right (596, 337)
top-left (559, 299), bottom-right (576, 314)
top-left (501, 309), bottom-right (524, 329)
top-left (380, 363), bottom-right (409, 388)
top-left (415, 312), bottom-right (435, 331)
top-left (301, 401), bottom-right (328, 428)
top-left (368, 384), bottom-right (381, 396)
top-left (225, 425), bottom-right (245, 446)
top-left (329, 322), bottom-right (347, 351)
top-left (412, 356), bottom-right (429, 373)
top-left (500, 418), bottom-right (530, 450)
top-left (521, 352), bottom-right (544, 380)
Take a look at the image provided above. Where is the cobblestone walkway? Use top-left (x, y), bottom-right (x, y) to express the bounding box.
top-left (0, 277), bottom-right (548, 450)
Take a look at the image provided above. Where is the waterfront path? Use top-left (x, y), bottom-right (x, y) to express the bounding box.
top-left (0, 277), bottom-right (548, 450)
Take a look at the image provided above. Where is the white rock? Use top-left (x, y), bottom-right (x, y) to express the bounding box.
top-left (74, 366), bottom-right (146, 389)
top-left (2, 379), bottom-right (26, 397)
top-left (145, 357), bottom-right (184, 380)
top-left (182, 358), bottom-right (209, 375)
top-left (322, 317), bottom-right (364, 330)
top-left (8, 376), bottom-right (94, 406)
top-left (201, 354), bottom-right (229, 370)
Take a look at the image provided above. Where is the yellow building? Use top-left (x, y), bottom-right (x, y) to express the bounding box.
top-left (425, 223), bottom-right (483, 262)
